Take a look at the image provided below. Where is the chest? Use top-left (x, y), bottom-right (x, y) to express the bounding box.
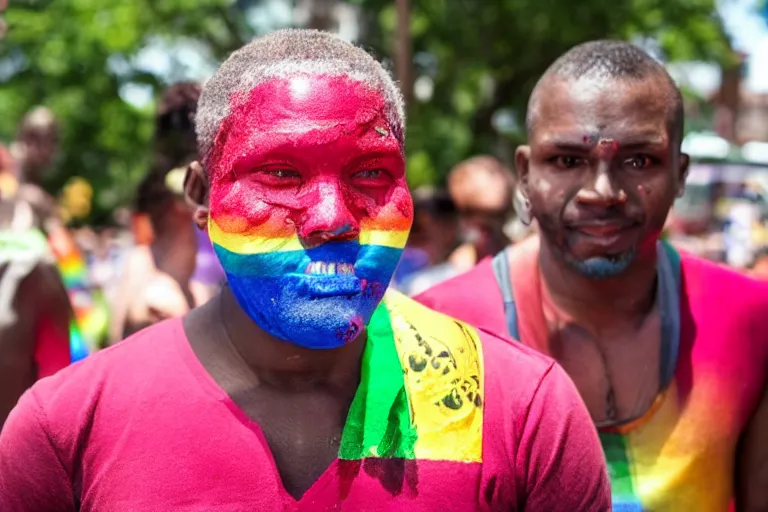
top-left (600, 374), bottom-right (745, 512)
top-left (234, 387), bottom-right (350, 500)
top-left (545, 313), bottom-right (663, 425)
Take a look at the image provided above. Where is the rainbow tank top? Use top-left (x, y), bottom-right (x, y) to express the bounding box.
top-left (495, 236), bottom-right (765, 511)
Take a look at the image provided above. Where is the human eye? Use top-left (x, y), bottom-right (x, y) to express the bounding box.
top-left (266, 169), bottom-right (301, 178)
top-left (550, 155), bottom-right (587, 170)
top-left (624, 155), bottom-right (658, 170)
top-left (253, 166), bottom-right (302, 186)
top-left (351, 168), bottom-right (391, 188)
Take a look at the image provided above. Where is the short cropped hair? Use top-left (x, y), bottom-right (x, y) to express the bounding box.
top-left (526, 40), bottom-right (684, 143)
top-left (196, 29), bottom-right (405, 167)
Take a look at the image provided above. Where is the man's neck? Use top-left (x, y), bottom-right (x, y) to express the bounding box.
top-left (538, 240), bottom-right (658, 336)
top-left (218, 288), bottom-right (365, 393)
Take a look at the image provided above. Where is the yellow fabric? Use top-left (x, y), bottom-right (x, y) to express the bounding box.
top-left (385, 291), bottom-right (485, 463)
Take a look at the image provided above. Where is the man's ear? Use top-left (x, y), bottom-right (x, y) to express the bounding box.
top-left (676, 152), bottom-right (690, 198)
top-left (184, 160), bottom-right (209, 230)
top-left (515, 145), bottom-right (531, 197)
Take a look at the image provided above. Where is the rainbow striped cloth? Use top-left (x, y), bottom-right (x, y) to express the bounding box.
top-left (600, 378), bottom-right (735, 511)
top-left (47, 228), bottom-right (109, 360)
top-left (338, 290), bottom-right (485, 462)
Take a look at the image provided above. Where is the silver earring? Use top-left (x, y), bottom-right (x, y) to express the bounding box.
top-left (516, 194), bottom-right (532, 227)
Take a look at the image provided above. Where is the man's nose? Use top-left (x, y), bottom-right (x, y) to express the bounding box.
top-left (576, 165), bottom-right (627, 206)
top-left (297, 181), bottom-right (359, 248)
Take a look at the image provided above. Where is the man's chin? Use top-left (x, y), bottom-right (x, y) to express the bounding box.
top-left (227, 273), bottom-right (387, 348)
top-left (564, 249), bottom-right (637, 280)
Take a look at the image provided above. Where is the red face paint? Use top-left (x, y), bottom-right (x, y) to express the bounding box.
top-left (208, 74), bottom-right (411, 243)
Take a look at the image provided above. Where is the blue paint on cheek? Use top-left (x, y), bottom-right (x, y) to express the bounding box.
top-left (215, 242), bottom-right (402, 349)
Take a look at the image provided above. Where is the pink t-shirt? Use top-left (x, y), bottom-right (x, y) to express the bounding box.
top-left (0, 312), bottom-right (609, 511)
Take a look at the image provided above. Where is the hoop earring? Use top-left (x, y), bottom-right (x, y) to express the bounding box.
top-left (518, 195), bottom-right (532, 227)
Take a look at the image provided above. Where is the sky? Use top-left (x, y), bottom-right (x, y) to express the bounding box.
top-left (720, 0), bottom-right (768, 92)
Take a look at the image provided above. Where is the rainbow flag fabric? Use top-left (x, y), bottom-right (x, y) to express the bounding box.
top-left (339, 290), bottom-right (484, 463)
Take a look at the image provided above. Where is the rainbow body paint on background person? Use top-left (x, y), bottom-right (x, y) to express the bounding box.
top-left (600, 378), bottom-right (735, 512)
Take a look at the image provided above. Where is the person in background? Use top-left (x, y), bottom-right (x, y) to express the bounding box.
top-left (0, 151), bottom-right (71, 427)
top-left (109, 82), bottom-right (201, 342)
top-left (393, 187), bottom-right (460, 294)
top-left (8, 107), bottom-right (61, 229)
top-left (0, 3), bottom-right (71, 422)
top-left (399, 157), bottom-right (516, 295)
top-left (447, 155), bottom-right (516, 269)
top-left (417, 40), bottom-right (768, 510)
top-left (5, 107), bottom-right (96, 358)
top-left (0, 29), bottom-right (610, 510)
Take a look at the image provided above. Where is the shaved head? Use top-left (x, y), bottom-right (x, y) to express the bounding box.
top-left (526, 40), bottom-right (684, 146)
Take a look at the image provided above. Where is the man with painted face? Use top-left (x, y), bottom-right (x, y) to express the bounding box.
top-left (0, 30), bottom-right (610, 511)
top-left (416, 40), bottom-right (768, 511)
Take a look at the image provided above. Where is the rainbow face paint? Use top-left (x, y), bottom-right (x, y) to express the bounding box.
top-left (208, 73), bottom-right (412, 349)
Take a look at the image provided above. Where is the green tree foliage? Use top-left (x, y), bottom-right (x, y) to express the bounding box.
top-left (1, 0), bottom-right (733, 223)
top-left (0, 0), bottom-right (256, 224)
top-left (354, 0), bottom-right (734, 187)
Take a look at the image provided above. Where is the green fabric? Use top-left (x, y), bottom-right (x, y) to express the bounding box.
top-left (600, 432), bottom-right (637, 499)
top-left (0, 228), bottom-right (50, 262)
top-left (338, 302), bottom-right (418, 460)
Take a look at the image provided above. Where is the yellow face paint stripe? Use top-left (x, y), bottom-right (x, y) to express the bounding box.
top-left (209, 218), bottom-right (409, 255)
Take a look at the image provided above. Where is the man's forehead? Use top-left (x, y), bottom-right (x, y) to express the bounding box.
top-left (529, 75), bottom-right (673, 143)
top-left (228, 74), bottom-right (386, 125)
top-left (208, 72), bottom-right (402, 170)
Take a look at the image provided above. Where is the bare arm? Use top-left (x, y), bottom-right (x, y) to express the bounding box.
top-left (736, 385), bottom-right (768, 512)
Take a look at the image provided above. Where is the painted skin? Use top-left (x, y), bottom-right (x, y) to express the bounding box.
top-left (518, 77), bottom-right (683, 279)
top-left (207, 74), bottom-right (413, 349)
